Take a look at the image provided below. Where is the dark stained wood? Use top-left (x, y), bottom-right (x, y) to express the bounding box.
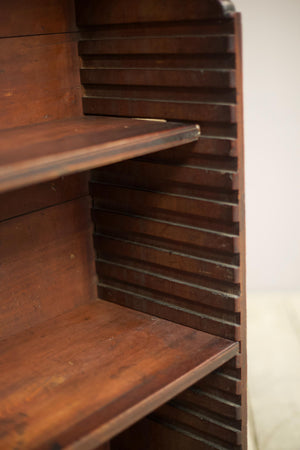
top-left (112, 417), bottom-right (222, 450)
top-left (79, 35), bottom-right (235, 55)
top-left (0, 300), bottom-right (239, 449)
top-left (0, 0), bottom-right (77, 38)
top-left (0, 34), bottom-right (82, 131)
top-left (0, 197), bottom-right (96, 339)
top-left (0, 173), bottom-right (89, 223)
top-left (0, 116), bottom-right (200, 193)
top-left (75, 0), bottom-right (235, 25)
top-left (152, 403), bottom-right (241, 445)
top-left (81, 68), bottom-right (236, 89)
top-left (91, 182), bottom-right (238, 235)
top-left (83, 97), bottom-right (236, 124)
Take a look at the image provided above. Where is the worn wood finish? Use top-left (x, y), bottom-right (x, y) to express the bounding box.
top-left (0, 197), bottom-right (96, 340)
top-left (75, 0), bottom-right (235, 25)
top-left (0, 0), bottom-right (77, 38)
top-left (0, 116), bottom-right (199, 193)
top-left (0, 300), bottom-right (238, 449)
top-left (84, 4), bottom-right (246, 448)
top-left (0, 34), bottom-right (82, 131)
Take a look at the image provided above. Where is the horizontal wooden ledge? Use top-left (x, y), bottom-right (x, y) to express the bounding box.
top-left (0, 300), bottom-right (239, 450)
top-left (78, 35), bottom-right (235, 55)
top-left (0, 116), bottom-right (200, 193)
top-left (80, 68), bottom-right (236, 88)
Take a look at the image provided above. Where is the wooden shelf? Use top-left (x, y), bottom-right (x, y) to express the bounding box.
top-left (0, 116), bottom-right (200, 193)
top-left (0, 300), bottom-right (238, 450)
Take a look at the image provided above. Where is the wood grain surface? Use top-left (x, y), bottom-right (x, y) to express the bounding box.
top-left (0, 300), bottom-right (238, 450)
top-left (0, 116), bottom-right (199, 193)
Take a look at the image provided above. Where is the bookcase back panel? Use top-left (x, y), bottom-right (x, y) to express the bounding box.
top-left (0, 194), bottom-right (96, 340)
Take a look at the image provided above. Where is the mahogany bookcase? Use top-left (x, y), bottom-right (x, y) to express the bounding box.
top-left (0, 0), bottom-right (246, 448)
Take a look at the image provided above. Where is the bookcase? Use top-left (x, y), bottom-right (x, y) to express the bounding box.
top-left (0, 0), bottom-right (246, 448)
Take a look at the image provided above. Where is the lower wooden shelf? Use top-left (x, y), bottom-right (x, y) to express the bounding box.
top-left (0, 300), bottom-right (238, 450)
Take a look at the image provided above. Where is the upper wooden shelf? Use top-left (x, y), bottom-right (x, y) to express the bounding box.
top-left (0, 300), bottom-right (238, 450)
top-left (0, 116), bottom-right (200, 193)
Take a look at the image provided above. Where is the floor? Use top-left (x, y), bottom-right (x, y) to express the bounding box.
top-left (247, 291), bottom-right (300, 450)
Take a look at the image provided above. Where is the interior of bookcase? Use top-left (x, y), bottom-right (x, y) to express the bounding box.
top-left (0, 0), bottom-right (246, 449)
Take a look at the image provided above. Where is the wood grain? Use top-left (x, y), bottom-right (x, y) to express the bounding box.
top-left (0, 116), bottom-right (199, 193)
top-left (0, 300), bottom-right (239, 449)
top-left (0, 34), bottom-right (82, 131)
top-left (0, 0), bottom-right (77, 38)
top-left (0, 197), bottom-right (96, 339)
top-left (0, 173), bottom-right (89, 223)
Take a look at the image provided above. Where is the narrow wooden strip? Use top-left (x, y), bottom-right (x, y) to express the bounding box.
top-left (199, 372), bottom-right (242, 396)
top-left (92, 159), bottom-right (237, 191)
top-left (95, 259), bottom-right (240, 312)
top-left (83, 97), bottom-right (236, 123)
top-left (78, 36), bottom-right (235, 55)
top-left (84, 85), bottom-right (236, 105)
top-left (112, 416), bottom-right (231, 450)
top-left (96, 262), bottom-right (240, 322)
top-left (138, 151), bottom-right (237, 172)
top-left (93, 168), bottom-right (238, 204)
top-left (95, 236), bottom-right (238, 283)
top-left (98, 285), bottom-right (240, 340)
top-left (91, 182), bottom-right (238, 234)
top-left (81, 68), bottom-right (236, 88)
top-left (79, 19), bottom-right (235, 39)
top-left (176, 389), bottom-right (241, 420)
top-left (92, 214), bottom-right (238, 266)
top-left (92, 210), bottom-right (238, 254)
top-left (81, 53), bottom-right (236, 70)
top-left (76, 0), bottom-right (235, 25)
top-left (154, 403), bottom-right (241, 445)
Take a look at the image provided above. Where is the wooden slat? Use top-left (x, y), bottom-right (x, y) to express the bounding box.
top-left (93, 210), bottom-right (239, 255)
top-left (81, 68), bottom-right (236, 88)
top-left (0, 116), bottom-right (199, 193)
top-left (81, 54), bottom-right (236, 70)
top-left (176, 388), bottom-right (241, 420)
top-left (91, 183), bottom-right (238, 234)
top-left (112, 416), bottom-right (222, 450)
top-left (83, 97), bottom-right (236, 123)
top-left (0, 34), bottom-right (81, 131)
top-left (153, 403), bottom-right (241, 445)
top-left (98, 286), bottom-right (240, 340)
top-left (84, 85), bottom-right (236, 105)
top-left (0, 197), bottom-right (96, 339)
top-left (0, 300), bottom-right (238, 449)
top-left (80, 20), bottom-right (235, 39)
top-left (79, 35), bottom-right (235, 56)
top-left (75, 0), bottom-right (235, 25)
top-left (95, 236), bottom-right (238, 283)
top-left (96, 261), bottom-right (240, 313)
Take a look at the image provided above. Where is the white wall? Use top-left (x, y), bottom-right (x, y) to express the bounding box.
top-left (233, 0), bottom-right (300, 290)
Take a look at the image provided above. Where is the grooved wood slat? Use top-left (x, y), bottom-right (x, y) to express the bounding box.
top-left (75, 0), bottom-right (235, 25)
top-left (81, 68), bottom-right (236, 88)
top-left (79, 35), bottom-right (235, 55)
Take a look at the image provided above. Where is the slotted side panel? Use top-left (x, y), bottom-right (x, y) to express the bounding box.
top-left (80, 15), bottom-right (246, 450)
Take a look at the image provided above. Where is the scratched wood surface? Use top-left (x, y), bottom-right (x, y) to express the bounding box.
top-left (0, 116), bottom-right (199, 193)
top-left (0, 300), bottom-right (238, 449)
